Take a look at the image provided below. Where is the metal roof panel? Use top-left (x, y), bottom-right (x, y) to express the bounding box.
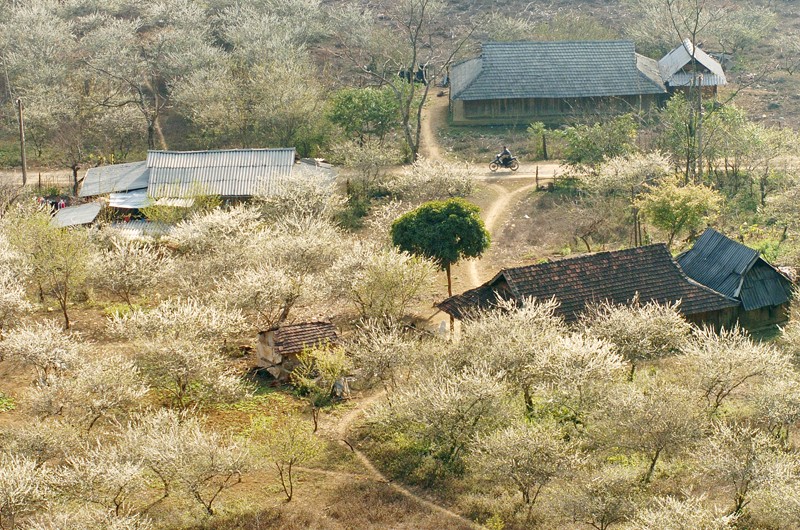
top-left (146, 148), bottom-right (296, 198)
top-left (80, 161), bottom-right (149, 197)
top-left (51, 203), bottom-right (102, 228)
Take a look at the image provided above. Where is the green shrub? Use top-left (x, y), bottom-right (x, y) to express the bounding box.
top-left (0, 392), bottom-right (15, 413)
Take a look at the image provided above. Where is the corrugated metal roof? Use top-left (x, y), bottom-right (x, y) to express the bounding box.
top-left (677, 228), bottom-right (792, 310)
top-left (451, 41), bottom-right (667, 101)
top-left (50, 203), bottom-right (102, 228)
top-left (664, 72), bottom-right (727, 87)
top-left (146, 148), bottom-right (296, 198)
top-left (740, 261), bottom-right (793, 311)
top-left (109, 190), bottom-right (195, 209)
top-left (658, 39), bottom-right (727, 87)
top-left (110, 189), bottom-right (150, 209)
top-left (79, 161), bottom-right (149, 197)
top-left (109, 220), bottom-right (172, 239)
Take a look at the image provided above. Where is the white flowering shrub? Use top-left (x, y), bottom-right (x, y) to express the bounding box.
top-left (2, 420), bottom-right (80, 467)
top-left (632, 496), bottom-right (737, 530)
top-left (369, 362), bottom-right (513, 471)
top-left (533, 332), bottom-right (626, 417)
top-left (584, 299), bottom-right (691, 379)
top-left (91, 238), bottom-right (172, 308)
top-left (385, 157), bottom-right (473, 202)
top-left (26, 354), bottom-right (148, 432)
top-left (345, 247), bottom-right (435, 322)
top-left (0, 321), bottom-right (81, 385)
top-left (121, 409), bottom-right (249, 515)
top-left (0, 453), bottom-right (53, 529)
top-left (472, 421), bottom-right (581, 515)
top-left (57, 444), bottom-right (148, 517)
top-left (455, 298), bottom-right (567, 412)
top-left (137, 340), bottom-right (250, 408)
top-left (0, 234), bottom-right (30, 333)
top-left (348, 319), bottom-right (420, 394)
top-left (257, 172), bottom-right (345, 222)
top-left (559, 465), bottom-right (642, 530)
top-left (599, 380), bottom-right (703, 483)
top-left (166, 205), bottom-right (263, 255)
top-left (109, 297), bottom-right (248, 347)
top-left (698, 422), bottom-right (783, 515)
top-left (679, 326), bottom-right (792, 414)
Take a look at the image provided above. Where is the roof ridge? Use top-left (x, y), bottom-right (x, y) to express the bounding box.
top-left (148, 148), bottom-right (296, 154)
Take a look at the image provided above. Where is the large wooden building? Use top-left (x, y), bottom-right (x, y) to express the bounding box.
top-left (449, 41), bottom-right (668, 126)
top-left (449, 40), bottom-right (727, 126)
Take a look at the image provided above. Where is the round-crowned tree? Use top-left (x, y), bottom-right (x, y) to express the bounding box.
top-left (390, 198), bottom-right (490, 300)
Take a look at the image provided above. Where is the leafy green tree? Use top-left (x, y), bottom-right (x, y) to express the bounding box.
top-left (331, 0), bottom-right (474, 161)
top-left (390, 198), bottom-right (490, 298)
top-left (328, 86), bottom-right (400, 146)
top-left (559, 114), bottom-right (638, 170)
top-left (636, 175), bottom-right (722, 248)
top-left (6, 207), bottom-right (89, 330)
top-left (249, 415), bottom-right (321, 502)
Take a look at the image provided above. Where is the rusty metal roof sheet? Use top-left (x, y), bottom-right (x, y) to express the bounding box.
top-left (146, 148), bottom-right (296, 198)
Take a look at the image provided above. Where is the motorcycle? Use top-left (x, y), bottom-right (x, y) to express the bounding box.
top-left (489, 154), bottom-right (519, 172)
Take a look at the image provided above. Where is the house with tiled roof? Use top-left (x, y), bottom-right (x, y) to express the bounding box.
top-left (255, 321), bottom-right (339, 380)
top-left (677, 228), bottom-right (793, 329)
top-left (438, 244), bottom-right (740, 328)
top-left (449, 40), bottom-right (669, 125)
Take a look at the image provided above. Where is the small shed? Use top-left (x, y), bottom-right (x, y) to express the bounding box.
top-left (677, 228), bottom-right (794, 329)
top-left (438, 244), bottom-right (740, 328)
top-left (256, 321), bottom-right (339, 380)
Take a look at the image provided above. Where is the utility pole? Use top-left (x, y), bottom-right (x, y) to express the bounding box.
top-left (16, 98), bottom-right (27, 186)
top-left (696, 73), bottom-right (703, 181)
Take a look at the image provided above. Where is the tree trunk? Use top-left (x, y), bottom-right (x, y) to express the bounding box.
top-left (147, 121), bottom-right (156, 150)
top-left (541, 133), bottom-right (548, 160)
top-left (446, 263), bottom-right (454, 332)
top-left (71, 165), bottom-right (80, 196)
top-left (643, 447), bottom-right (662, 483)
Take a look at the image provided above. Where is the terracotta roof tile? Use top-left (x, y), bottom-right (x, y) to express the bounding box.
top-left (438, 244), bottom-right (738, 322)
top-left (273, 321), bottom-right (338, 357)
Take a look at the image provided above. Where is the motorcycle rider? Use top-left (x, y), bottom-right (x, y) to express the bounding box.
top-left (499, 145), bottom-right (513, 166)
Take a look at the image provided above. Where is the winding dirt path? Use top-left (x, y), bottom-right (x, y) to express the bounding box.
top-left (419, 92), bottom-right (448, 160)
top-left (316, 94), bottom-right (549, 530)
top-left (465, 180), bottom-right (537, 286)
top-left (319, 392), bottom-right (480, 529)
